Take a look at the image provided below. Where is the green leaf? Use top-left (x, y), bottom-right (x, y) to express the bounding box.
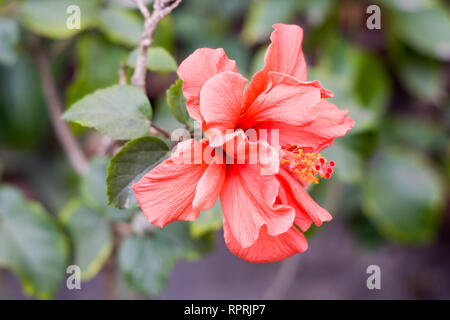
top-left (153, 95), bottom-right (188, 132)
top-left (387, 117), bottom-right (447, 152)
top-left (389, 6), bottom-right (450, 61)
top-left (66, 34), bottom-right (127, 106)
top-left (81, 158), bottom-right (132, 221)
top-left (153, 15), bottom-right (175, 52)
top-left (190, 200), bottom-right (223, 238)
top-left (338, 131), bottom-right (379, 159)
top-left (163, 221), bottom-right (214, 260)
top-left (0, 17), bottom-right (19, 66)
top-left (107, 136), bottom-right (169, 209)
top-left (353, 52), bottom-right (391, 118)
top-left (80, 158), bottom-right (110, 211)
top-left (362, 147), bottom-right (444, 244)
top-left (62, 85), bottom-right (152, 140)
top-left (119, 235), bottom-right (176, 296)
top-left (118, 221), bottom-right (212, 295)
top-left (317, 35), bottom-right (359, 79)
top-left (18, 0), bottom-right (100, 39)
top-left (0, 185), bottom-right (68, 299)
top-left (59, 199), bottom-right (112, 281)
top-left (242, 0), bottom-right (298, 45)
top-left (98, 6), bottom-right (143, 47)
top-left (127, 47), bottom-right (178, 72)
top-left (395, 49), bottom-right (445, 104)
top-left (166, 79), bottom-right (189, 124)
top-left (173, 12), bottom-right (226, 51)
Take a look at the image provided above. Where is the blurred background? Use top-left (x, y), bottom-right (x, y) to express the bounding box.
top-left (0, 0), bottom-right (449, 299)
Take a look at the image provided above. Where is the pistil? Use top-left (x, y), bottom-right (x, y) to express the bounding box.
top-left (281, 145), bottom-right (335, 184)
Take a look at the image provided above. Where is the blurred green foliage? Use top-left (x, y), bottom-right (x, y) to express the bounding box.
top-left (0, 185), bottom-right (69, 299)
top-left (67, 34), bottom-right (127, 106)
top-left (0, 0), bottom-right (448, 299)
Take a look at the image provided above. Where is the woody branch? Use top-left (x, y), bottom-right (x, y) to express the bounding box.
top-left (131, 0), bottom-right (180, 139)
top-left (131, 0), bottom-right (182, 92)
top-left (35, 37), bottom-right (88, 175)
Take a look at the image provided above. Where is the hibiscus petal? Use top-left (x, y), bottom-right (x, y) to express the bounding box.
top-left (192, 159), bottom-right (226, 213)
top-left (269, 71), bottom-right (333, 99)
top-left (177, 48), bottom-right (237, 126)
top-left (243, 23), bottom-right (308, 108)
top-left (133, 139), bottom-right (224, 227)
top-left (224, 221), bottom-right (308, 263)
top-left (266, 99), bottom-right (355, 152)
top-left (277, 171), bottom-right (313, 232)
top-left (209, 129), bottom-right (280, 175)
top-left (220, 164), bottom-right (295, 248)
top-left (200, 71), bottom-right (247, 132)
top-left (266, 24), bottom-right (308, 80)
top-left (238, 72), bottom-right (322, 130)
top-left (278, 168), bottom-right (332, 226)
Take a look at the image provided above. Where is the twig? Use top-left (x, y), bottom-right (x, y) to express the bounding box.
top-left (263, 255), bottom-right (301, 299)
top-left (150, 123), bottom-right (171, 138)
top-left (119, 62), bottom-right (128, 85)
top-left (104, 248), bottom-right (119, 300)
top-left (130, 0), bottom-right (181, 140)
top-left (131, 0), bottom-right (182, 92)
top-left (114, 221), bottom-right (133, 239)
top-left (50, 39), bottom-right (73, 60)
top-left (96, 134), bottom-right (117, 157)
top-left (34, 38), bottom-right (88, 175)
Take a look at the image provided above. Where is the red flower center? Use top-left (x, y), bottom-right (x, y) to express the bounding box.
top-left (281, 145), bottom-right (335, 184)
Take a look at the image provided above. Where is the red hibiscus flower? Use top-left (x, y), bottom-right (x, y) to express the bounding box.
top-left (133, 24), bottom-right (354, 263)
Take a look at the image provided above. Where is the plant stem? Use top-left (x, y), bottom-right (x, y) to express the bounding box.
top-left (131, 0), bottom-right (182, 92)
top-left (34, 38), bottom-right (88, 175)
top-left (150, 123), bottom-right (171, 138)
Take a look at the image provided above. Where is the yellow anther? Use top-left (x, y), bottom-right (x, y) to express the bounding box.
top-left (281, 146), bottom-right (335, 185)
